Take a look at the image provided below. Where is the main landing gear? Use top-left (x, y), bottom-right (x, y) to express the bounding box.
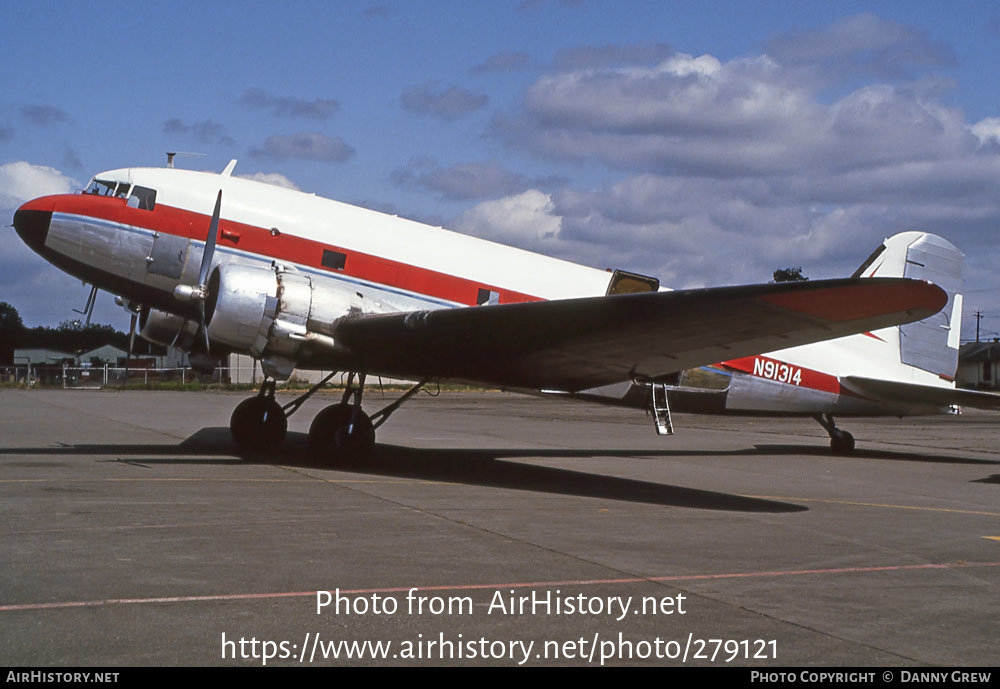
top-left (814, 413), bottom-right (855, 454)
top-left (307, 372), bottom-right (375, 458)
top-left (229, 372), bottom-right (430, 461)
top-left (230, 380), bottom-right (288, 452)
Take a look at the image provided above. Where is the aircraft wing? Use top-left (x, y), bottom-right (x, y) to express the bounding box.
top-left (327, 277), bottom-right (946, 392)
top-left (842, 376), bottom-right (1000, 410)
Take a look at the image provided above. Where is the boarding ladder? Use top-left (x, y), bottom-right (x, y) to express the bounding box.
top-left (651, 383), bottom-right (674, 436)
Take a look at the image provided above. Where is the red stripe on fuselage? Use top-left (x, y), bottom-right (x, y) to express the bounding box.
top-left (42, 194), bottom-right (544, 307)
top-left (721, 355), bottom-right (842, 395)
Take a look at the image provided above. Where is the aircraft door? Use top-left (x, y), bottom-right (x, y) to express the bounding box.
top-left (605, 269), bottom-right (659, 295)
top-left (146, 231), bottom-right (191, 279)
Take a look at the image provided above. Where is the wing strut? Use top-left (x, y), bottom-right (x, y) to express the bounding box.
top-left (370, 377), bottom-right (433, 430)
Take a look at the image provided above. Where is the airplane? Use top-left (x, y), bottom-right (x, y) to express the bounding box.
top-left (11, 159), bottom-right (953, 459)
top-left (555, 231), bottom-right (1000, 453)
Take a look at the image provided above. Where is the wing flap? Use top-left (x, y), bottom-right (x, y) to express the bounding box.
top-left (330, 277), bottom-right (946, 391)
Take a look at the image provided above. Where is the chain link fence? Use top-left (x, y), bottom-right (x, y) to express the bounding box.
top-left (2, 364), bottom-right (415, 390)
top-left (1, 365), bottom-right (264, 388)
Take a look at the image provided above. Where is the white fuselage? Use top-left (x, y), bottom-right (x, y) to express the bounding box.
top-left (15, 166), bottom-right (959, 417)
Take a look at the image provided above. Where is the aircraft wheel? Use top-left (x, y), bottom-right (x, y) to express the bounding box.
top-left (230, 396), bottom-right (287, 452)
top-left (309, 403), bottom-right (376, 461)
top-left (830, 430), bottom-right (855, 455)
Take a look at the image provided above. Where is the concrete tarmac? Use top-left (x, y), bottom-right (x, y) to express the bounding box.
top-left (1, 389), bottom-right (997, 666)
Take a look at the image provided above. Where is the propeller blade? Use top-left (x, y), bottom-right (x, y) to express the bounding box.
top-left (128, 312), bottom-right (137, 355)
top-left (170, 191), bottom-right (221, 353)
top-left (197, 300), bottom-right (210, 353)
top-left (121, 311), bottom-right (138, 390)
top-left (198, 190), bottom-right (223, 287)
top-left (169, 322), bottom-right (184, 348)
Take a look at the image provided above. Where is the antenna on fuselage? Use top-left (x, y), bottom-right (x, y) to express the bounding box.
top-left (165, 151), bottom-right (206, 168)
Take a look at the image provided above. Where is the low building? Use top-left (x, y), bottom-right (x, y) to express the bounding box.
top-left (11, 348), bottom-right (75, 366)
top-left (9, 348), bottom-right (75, 384)
top-left (223, 353), bottom-right (413, 387)
top-left (957, 341), bottom-right (1000, 390)
top-left (225, 353), bottom-right (340, 386)
top-left (78, 344), bottom-right (130, 366)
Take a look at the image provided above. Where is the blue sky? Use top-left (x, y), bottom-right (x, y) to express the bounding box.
top-left (3, 1), bottom-right (1000, 340)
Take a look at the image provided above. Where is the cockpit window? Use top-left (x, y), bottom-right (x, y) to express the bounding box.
top-left (128, 185), bottom-right (157, 211)
top-left (83, 179), bottom-right (156, 210)
top-left (84, 179), bottom-right (119, 196)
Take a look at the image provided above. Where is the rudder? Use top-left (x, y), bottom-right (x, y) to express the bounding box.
top-left (853, 232), bottom-right (963, 380)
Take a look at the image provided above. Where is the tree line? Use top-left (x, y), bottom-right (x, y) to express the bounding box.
top-left (0, 302), bottom-right (161, 362)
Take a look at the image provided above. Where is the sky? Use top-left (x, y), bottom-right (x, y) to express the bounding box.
top-left (2, 0), bottom-right (1000, 340)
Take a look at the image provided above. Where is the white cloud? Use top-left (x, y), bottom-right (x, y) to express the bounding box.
top-left (238, 89), bottom-right (340, 120)
top-left (250, 132), bottom-right (355, 162)
top-left (764, 13), bottom-right (955, 80)
top-left (970, 117), bottom-right (1000, 145)
top-left (659, 52), bottom-right (721, 78)
top-left (480, 21), bottom-right (1000, 337)
top-left (454, 189), bottom-right (562, 246)
top-left (503, 51), bottom-right (978, 178)
top-left (391, 157), bottom-right (563, 200)
top-left (399, 83), bottom-right (489, 120)
top-left (0, 162), bottom-right (118, 328)
top-left (0, 161), bottom-right (79, 208)
top-left (163, 118), bottom-right (235, 147)
top-left (236, 171), bottom-right (301, 191)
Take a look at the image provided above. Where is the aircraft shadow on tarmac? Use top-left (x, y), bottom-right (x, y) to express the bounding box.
top-left (972, 474), bottom-right (1000, 484)
top-left (5, 428), bottom-right (997, 511)
top-left (1, 427), bottom-right (801, 513)
top-left (750, 444), bottom-right (1000, 465)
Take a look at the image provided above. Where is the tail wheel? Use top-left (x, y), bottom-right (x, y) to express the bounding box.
top-left (230, 396), bottom-right (287, 452)
top-left (830, 429), bottom-right (855, 455)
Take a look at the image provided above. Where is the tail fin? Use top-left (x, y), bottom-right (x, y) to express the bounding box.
top-left (854, 232), bottom-right (963, 381)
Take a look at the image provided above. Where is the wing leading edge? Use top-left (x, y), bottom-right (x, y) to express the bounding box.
top-left (328, 277), bottom-right (946, 392)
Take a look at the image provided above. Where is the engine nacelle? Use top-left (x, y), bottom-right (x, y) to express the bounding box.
top-left (138, 307), bottom-right (198, 351)
top-left (205, 263), bottom-right (359, 378)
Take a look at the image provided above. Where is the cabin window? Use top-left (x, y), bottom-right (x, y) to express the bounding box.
top-left (321, 249), bottom-right (347, 271)
top-left (477, 288), bottom-right (499, 305)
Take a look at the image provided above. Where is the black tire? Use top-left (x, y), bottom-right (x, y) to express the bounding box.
top-left (830, 430), bottom-right (855, 455)
top-left (309, 403), bottom-right (375, 461)
top-left (230, 396), bottom-right (287, 452)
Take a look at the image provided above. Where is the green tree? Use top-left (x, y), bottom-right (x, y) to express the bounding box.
top-left (772, 267), bottom-right (808, 283)
top-left (1, 303), bottom-right (25, 363)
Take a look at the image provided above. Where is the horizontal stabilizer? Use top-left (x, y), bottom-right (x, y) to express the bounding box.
top-left (842, 376), bottom-right (1000, 410)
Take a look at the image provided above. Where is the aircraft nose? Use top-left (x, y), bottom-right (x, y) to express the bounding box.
top-left (12, 206), bottom-right (51, 253)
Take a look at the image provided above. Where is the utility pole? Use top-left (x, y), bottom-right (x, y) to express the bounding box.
top-left (975, 310), bottom-right (983, 342)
